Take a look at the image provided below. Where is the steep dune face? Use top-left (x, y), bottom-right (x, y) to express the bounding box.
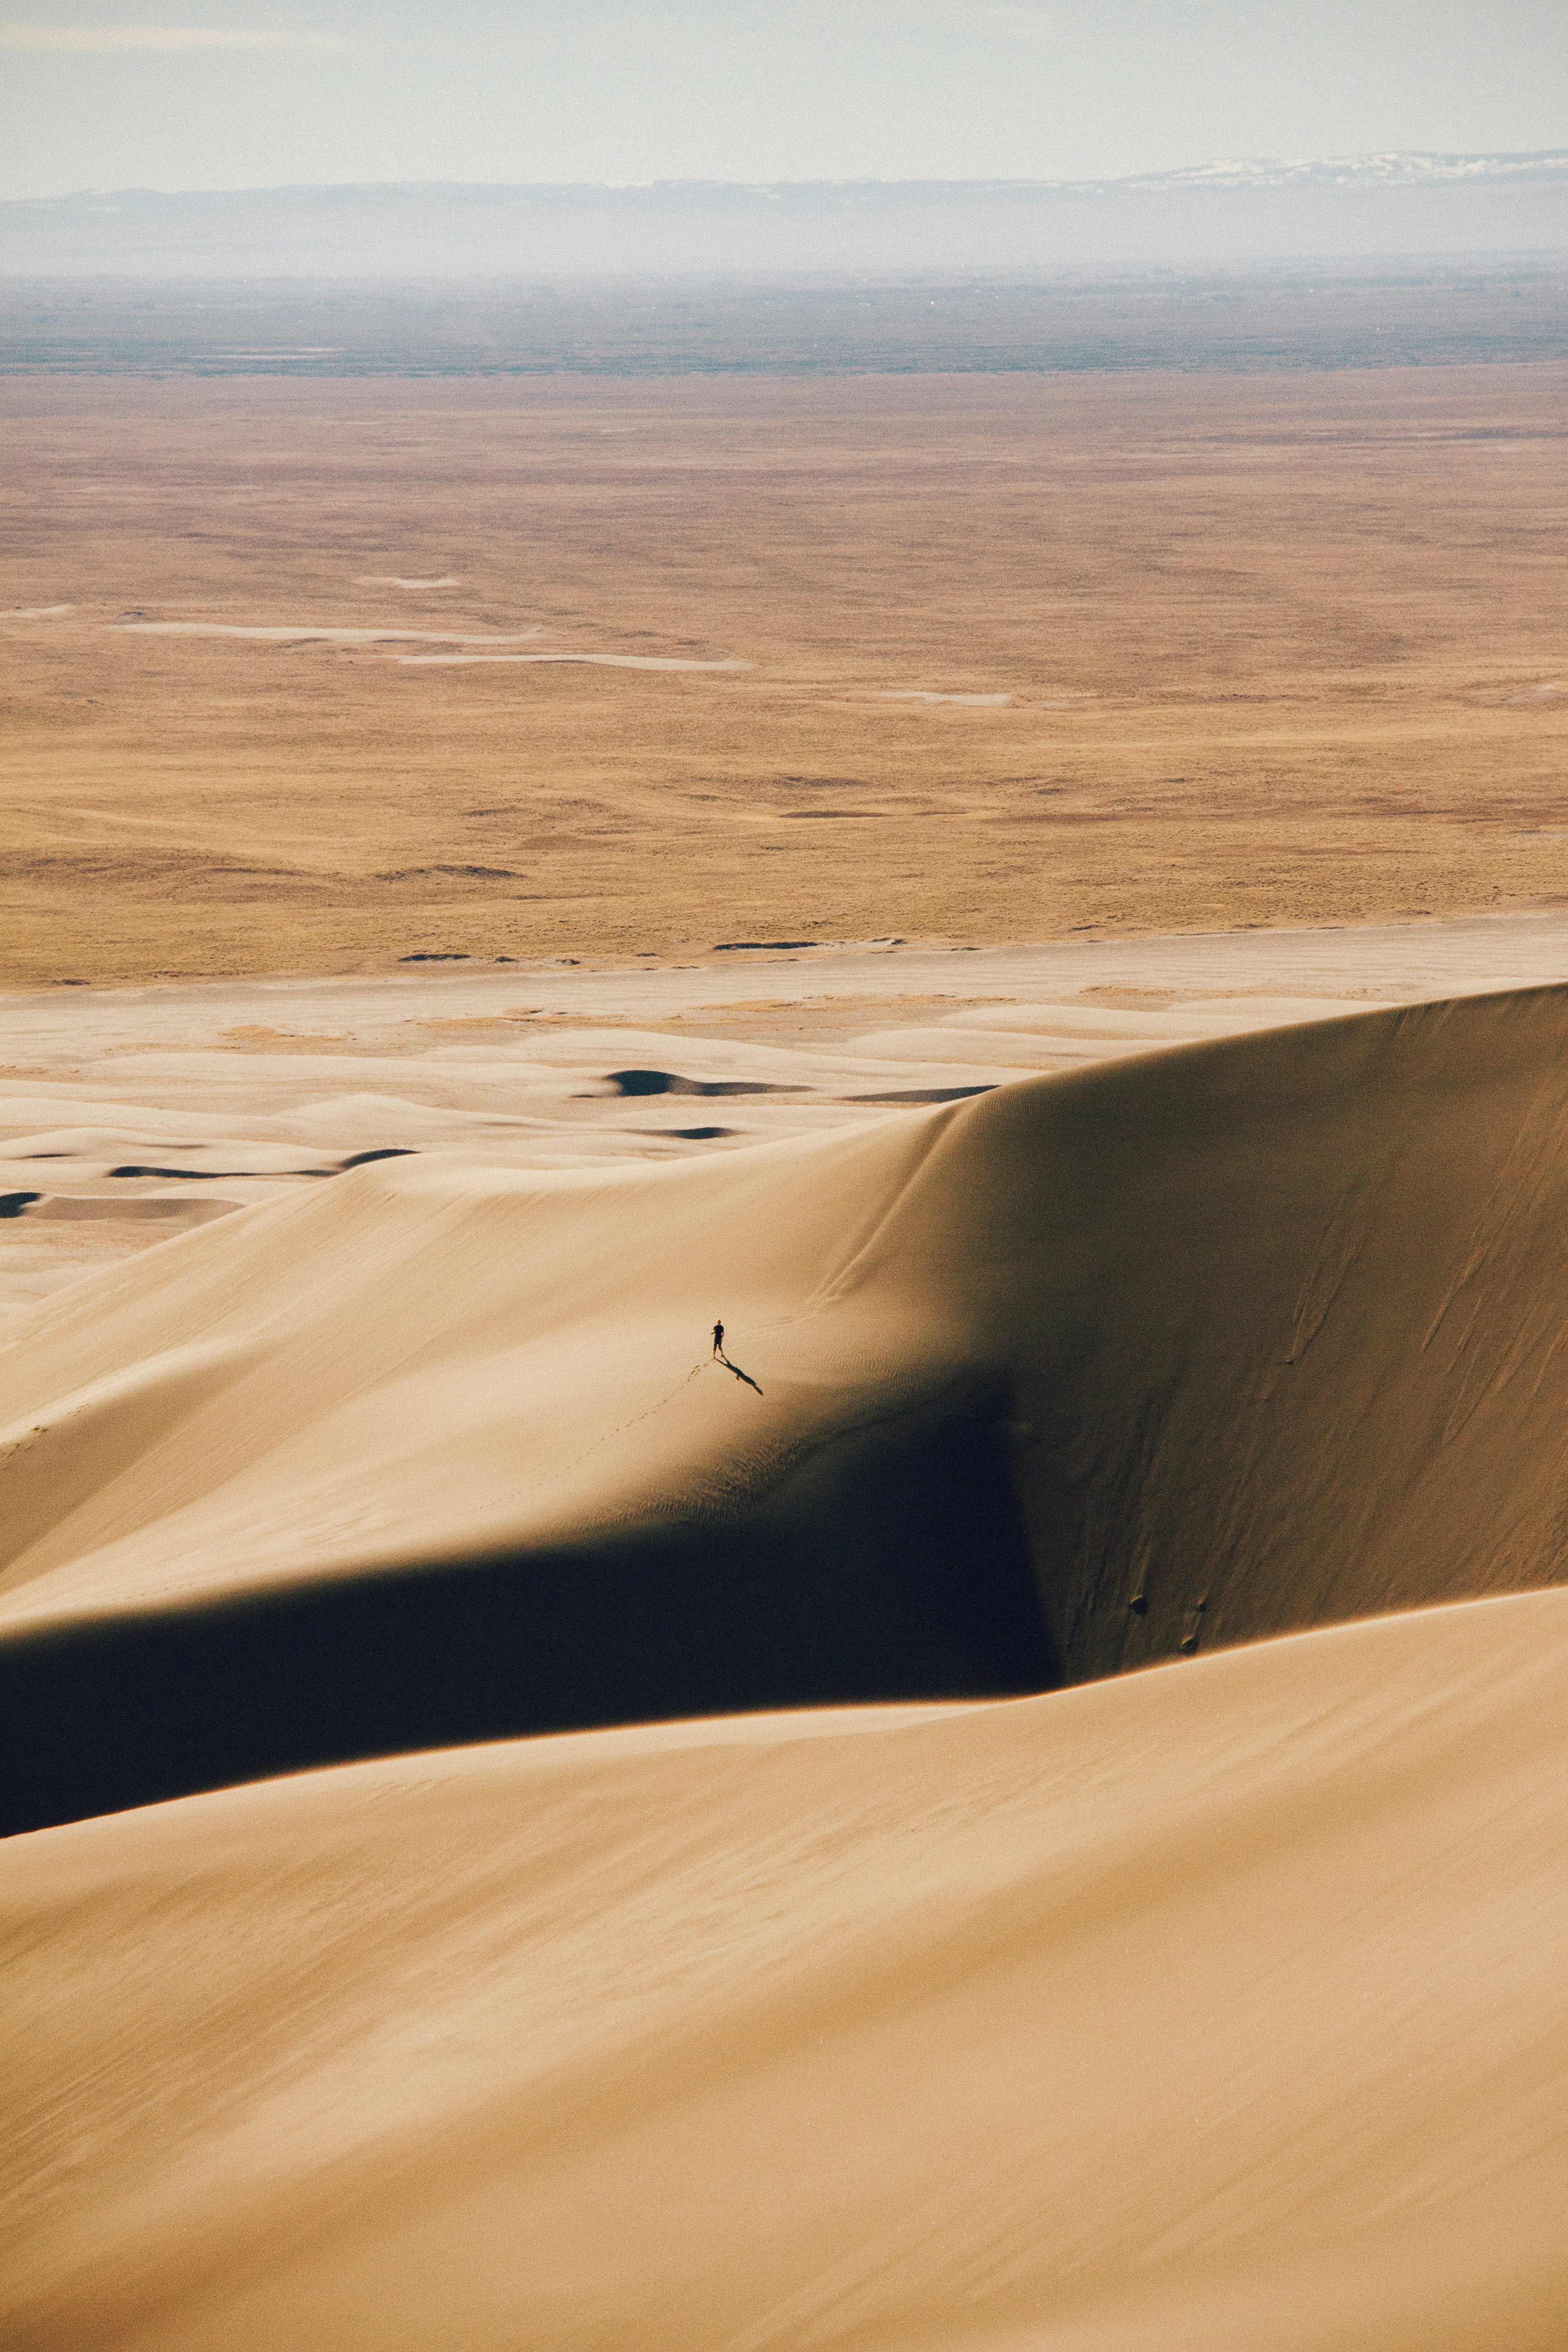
top-left (5, 987), bottom-right (1568, 1828)
top-left (882, 983), bottom-right (1568, 1677)
top-left (5, 1589), bottom-right (1567, 2352)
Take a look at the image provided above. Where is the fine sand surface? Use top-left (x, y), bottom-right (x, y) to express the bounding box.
top-left (8, 907), bottom-right (1568, 1311)
top-left (6, 921), bottom-right (1568, 2344)
top-left (4, 367), bottom-right (1567, 985)
top-left (6, 1592), bottom-right (1566, 2352)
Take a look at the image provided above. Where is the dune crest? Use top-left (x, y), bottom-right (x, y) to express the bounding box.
top-left (4, 985), bottom-right (1568, 1830)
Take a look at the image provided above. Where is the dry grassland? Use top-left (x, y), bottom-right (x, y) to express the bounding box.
top-left (3, 364), bottom-right (1565, 985)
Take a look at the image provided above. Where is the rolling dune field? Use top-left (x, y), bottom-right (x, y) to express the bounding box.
top-left (5, 922), bottom-right (1568, 2345)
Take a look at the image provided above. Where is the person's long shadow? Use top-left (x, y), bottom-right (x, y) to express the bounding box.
top-left (715, 1344), bottom-right (763, 1397)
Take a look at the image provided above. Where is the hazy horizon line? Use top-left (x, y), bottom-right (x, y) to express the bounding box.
top-left (10, 148), bottom-right (1568, 209)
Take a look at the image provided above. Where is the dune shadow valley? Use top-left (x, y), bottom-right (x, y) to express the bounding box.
top-left (5, 950), bottom-right (1568, 2348)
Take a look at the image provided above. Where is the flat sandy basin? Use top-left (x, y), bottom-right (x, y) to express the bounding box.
top-left (3, 365), bottom-right (1565, 985)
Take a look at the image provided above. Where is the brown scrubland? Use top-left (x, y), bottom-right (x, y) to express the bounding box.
top-left (2, 363), bottom-right (1565, 986)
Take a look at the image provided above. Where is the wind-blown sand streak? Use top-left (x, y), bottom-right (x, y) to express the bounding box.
top-left (107, 622), bottom-right (544, 644)
top-left (389, 651), bottom-right (752, 670)
top-left (874, 688), bottom-right (1011, 705)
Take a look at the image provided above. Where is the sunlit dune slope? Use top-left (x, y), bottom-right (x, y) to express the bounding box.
top-left (5, 1586), bottom-right (1567, 2352)
top-left (5, 985), bottom-right (1568, 1830)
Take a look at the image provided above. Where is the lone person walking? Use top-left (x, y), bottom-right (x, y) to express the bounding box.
top-left (708, 1318), bottom-right (762, 1395)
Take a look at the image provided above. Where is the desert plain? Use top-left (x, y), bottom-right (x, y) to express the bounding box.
top-left (3, 361), bottom-right (1566, 984)
top-left (3, 353), bottom-right (1568, 2351)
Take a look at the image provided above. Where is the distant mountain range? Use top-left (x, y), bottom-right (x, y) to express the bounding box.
top-left (5, 154), bottom-right (1567, 276)
top-left (1098, 151), bottom-right (1568, 191)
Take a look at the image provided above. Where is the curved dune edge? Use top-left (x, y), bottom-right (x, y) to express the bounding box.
top-left (6, 983), bottom-right (1568, 1827)
top-left (5, 1586), bottom-right (1567, 2352)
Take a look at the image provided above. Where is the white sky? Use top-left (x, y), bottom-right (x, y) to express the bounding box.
top-left (0, 1), bottom-right (1564, 201)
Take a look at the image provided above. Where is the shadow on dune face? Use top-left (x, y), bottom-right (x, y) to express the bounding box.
top-left (7, 983), bottom-right (1568, 1833)
top-left (0, 1389), bottom-right (1058, 1836)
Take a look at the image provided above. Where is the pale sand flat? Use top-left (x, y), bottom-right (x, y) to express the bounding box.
top-left (873, 688), bottom-right (1011, 705)
top-left (106, 622), bottom-right (545, 644)
top-left (848, 1025), bottom-right (1175, 1065)
top-left (390, 651), bottom-right (752, 670)
top-left (940, 995), bottom-right (1371, 1033)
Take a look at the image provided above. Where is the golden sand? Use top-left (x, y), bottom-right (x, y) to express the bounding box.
top-left (5, 967), bottom-right (1568, 2346)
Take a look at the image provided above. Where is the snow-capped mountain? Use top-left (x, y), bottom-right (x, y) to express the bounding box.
top-left (1105, 152), bottom-right (1568, 192)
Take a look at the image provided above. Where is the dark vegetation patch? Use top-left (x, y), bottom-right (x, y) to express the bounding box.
top-left (603, 1068), bottom-right (805, 1098)
top-left (378, 865), bottom-right (522, 879)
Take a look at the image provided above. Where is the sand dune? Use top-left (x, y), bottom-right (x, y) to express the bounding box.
top-left (6, 981), bottom-right (1568, 1835)
top-left (5, 936), bottom-right (1568, 2347)
top-left (15, 911), bottom-right (1568, 1313)
top-left (5, 1586), bottom-right (1565, 2350)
